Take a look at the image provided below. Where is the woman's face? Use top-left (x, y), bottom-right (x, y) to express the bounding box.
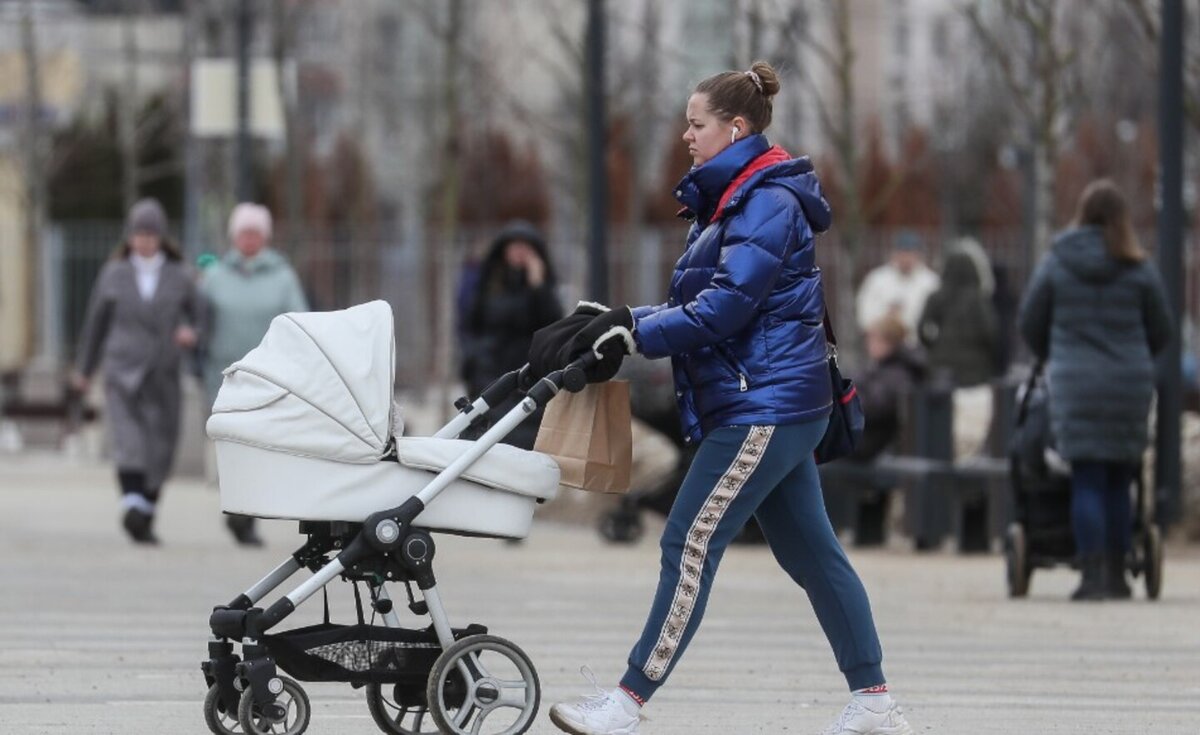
top-left (130, 232), bottom-right (161, 258)
top-left (682, 93), bottom-right (736, 166)
top-left (504, 240), bottom-right (538, 269)
top-left (866, 329), bottom-right (898, 363)
top-left (234, 229), bottom-right (268, 258)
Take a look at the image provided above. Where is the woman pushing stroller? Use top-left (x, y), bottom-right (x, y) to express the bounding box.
top-left (528, 61), bottom-right (911, 735)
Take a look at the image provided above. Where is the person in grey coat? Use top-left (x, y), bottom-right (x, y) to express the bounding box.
top-left (201, 203), bottom-right (308, 546)
top-left (1019, 180), bottom-right (1173, 601)
top-left (72, 199), bottom-right (206, 544)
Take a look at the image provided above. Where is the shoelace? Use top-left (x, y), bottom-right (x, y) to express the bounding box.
top-left (574, 666), bottom-right (613, 712)
top-left (821, 701), bottom-right (868, 735)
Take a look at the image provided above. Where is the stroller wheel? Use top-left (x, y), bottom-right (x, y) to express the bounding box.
top-left (426, 634), bottom-right (540, 735)
top-left (1005, 523), bottom-right (1031, 598)
top-left (204, 683), bottom-right (244, 735)
top-left (237, 676), bottom-right (311, 735)
top-left (1143, 524), bottom-right (1164, 601)
top-left (366, 683), bottom-right (439, 735)
top-left (599, 509), bottom-right (643, 544)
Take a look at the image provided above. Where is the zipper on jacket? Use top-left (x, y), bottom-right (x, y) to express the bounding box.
top-left (713, 344), bottom-right (751, 392)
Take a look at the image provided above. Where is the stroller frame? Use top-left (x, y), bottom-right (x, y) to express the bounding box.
top-left (201, 358), bottom-right (595, 735)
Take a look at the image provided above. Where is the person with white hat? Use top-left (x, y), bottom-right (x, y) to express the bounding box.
top-left (200, 203), bottom-right (308, 546)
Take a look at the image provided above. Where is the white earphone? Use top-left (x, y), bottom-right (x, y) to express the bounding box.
top-left (731, 126), bottom-right (740, 144)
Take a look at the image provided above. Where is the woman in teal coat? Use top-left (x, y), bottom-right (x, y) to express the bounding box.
top-left (201, 203), bottom-right (308, 545)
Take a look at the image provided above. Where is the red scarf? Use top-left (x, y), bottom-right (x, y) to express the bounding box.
top-left (710, 145), bottom-right (791, 222)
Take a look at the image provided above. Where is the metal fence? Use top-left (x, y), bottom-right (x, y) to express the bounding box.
top-left (35, 220), bottom-right (1200, 387)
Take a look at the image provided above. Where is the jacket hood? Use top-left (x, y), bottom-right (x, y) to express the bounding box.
top-left (222, 247), bottom-right (289, 273)
top-left (473, 220), bottom-right (557, 303)
top-left (940, 249), bottom-right (982, 292)
top-left (674, 134), bottom-right (832, 233)
top-left (1051, 226), bottom-right (1123, 283)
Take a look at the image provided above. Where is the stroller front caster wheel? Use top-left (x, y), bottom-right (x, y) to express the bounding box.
top-left (236, 676), bottom-right (311, 735)
top-left (426, 634), bottom-right (540, 735)
top-left (203, 683), bottom-right (244, 735)
top-left (599, 508), bottom-right (643, 544)
top-left (365, 682), bottom-right (440, 735)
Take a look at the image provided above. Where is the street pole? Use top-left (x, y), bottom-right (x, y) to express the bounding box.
top-left (235, 0), bottom-right (253, 202)
top-left (1156, 0), bottom-right (1184, 526)
top-left (586, 0), bottom-right (609, 302)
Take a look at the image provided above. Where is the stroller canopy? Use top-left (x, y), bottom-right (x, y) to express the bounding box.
top-left (206, 300), bottom-right (396, 464)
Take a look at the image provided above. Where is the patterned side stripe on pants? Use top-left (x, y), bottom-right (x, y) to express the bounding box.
top-left (643, 425), bottom-right (775, 680)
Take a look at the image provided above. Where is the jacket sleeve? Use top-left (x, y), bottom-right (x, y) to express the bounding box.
top-left (182, 268), bottom-right (208, 344)
top-left (917, 294), bottom-right (943, 348)
top-left (633, 193), bottom-right (793, 359)
top-left (1141, 263), bottom-right (1174, 356)
top-left (1018, 257), bottom-right (1055, 360)
top-left (75, 264), bottom-right (116, 378)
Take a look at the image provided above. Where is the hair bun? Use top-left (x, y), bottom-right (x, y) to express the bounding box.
top-left (749, 60), bottom-right (780, 98)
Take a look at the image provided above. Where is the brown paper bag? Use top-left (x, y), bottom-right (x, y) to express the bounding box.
top-left (534, 381), bottom-right (632, 494)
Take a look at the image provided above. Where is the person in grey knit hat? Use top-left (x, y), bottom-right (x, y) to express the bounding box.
top-left (72, 198), bottom-right (205, 544)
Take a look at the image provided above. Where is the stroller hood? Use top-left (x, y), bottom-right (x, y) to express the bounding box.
top-left (206, 300), bottom-right (396, 464)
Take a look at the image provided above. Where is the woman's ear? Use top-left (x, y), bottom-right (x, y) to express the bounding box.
top-left (731, 115), bottom-right (749, 138)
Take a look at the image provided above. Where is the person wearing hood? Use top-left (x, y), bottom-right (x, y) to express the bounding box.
top-left (918, 240), bottom-right (1000, 388)
top-left (1019, 180), bottom-right (1172, 601)
top-left (72, 198), bottom-right (205, 545)
top-left (459, 220), bottom-right (563, 449)
top-left (200, 203), bottom-right (308, 546)
top-left (533, 62), bottom-right (912, 735)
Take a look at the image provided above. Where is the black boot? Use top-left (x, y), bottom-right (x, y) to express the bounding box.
top-left (226, 514), bottom-right (264, 547)
top-left (1070, 555), bottom-right (1106, 601)
top-left (1105, 552), bottom-right (1132, 599)
top-left (122, 507), bottom-right (160, 545)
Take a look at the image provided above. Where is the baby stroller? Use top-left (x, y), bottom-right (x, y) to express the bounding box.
top-left (1004, 363), bottom-right (1164, 599)
top-left (200, 301), bottom-right (593, 735)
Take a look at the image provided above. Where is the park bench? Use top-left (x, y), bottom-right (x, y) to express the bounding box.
top-left (819, 374), bottom-right (1021, 552)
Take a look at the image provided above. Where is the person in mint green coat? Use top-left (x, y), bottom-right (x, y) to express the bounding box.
top-left (201, 203), bottom-right (308, 545)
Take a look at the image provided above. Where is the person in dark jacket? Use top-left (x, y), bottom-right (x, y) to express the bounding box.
top-left (918, 242), bottom-right (999, 387)
top-left (459, 221), bottom-right (562, 449)
top-left (535, 62), bottom-right (911, 735)
top-left (1019, 179), bottom-right (1173, 601)
top-left (855, 316), bottom-right (927, 462)
top-left (71, 199), bottom-right (205, 545)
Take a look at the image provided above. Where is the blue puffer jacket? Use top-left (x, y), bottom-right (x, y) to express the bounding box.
top-left (632, 134), bottom-right (834, 444)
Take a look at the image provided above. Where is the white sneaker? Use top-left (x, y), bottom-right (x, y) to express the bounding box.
top-left (820, 699), bottom-right (913, 735)
top-left (549, 668), bottom-right (642, 735)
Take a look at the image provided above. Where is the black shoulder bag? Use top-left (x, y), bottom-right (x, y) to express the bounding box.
top-left (814, 313), bottom-right (866, 464)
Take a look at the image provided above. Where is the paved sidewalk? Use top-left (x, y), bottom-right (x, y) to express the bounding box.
top-left (1, 453), bottom-right (1198, 734)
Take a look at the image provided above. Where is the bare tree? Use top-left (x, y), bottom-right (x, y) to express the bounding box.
top-left (1118, 0), bottom-right (1200, 132)
top-left (20, 0), bottom-right (47, 361)
top-left (963, 0), bottom-right (1078, 257)
top-left (271, 0), bottom-right (307, 244)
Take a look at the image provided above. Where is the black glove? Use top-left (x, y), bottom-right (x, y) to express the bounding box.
top-left (527, 302), bottom-right (609, 379)
top-left (557, 306), bottom-right (636, 383)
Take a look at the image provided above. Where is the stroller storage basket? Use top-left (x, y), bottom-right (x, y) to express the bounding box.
top-left (264, 622), bottom-right (487, 685)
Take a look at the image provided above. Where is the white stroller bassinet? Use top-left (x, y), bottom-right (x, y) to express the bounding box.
top-left (206, 301), bottom-right (559, 539)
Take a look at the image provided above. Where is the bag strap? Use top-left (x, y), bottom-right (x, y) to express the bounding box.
top-left (823, 311), bottom-right (838, 347)
top-left (1015, 360), bottom-right (1046, 423)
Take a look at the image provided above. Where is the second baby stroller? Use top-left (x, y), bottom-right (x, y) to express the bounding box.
top-left (199, 301), bottom-right (597, 735)
top-left (1004, 363), bottom-right (1163, 599)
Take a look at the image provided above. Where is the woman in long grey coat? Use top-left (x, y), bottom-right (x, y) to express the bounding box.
top-left (73, 199), bottom-right (205, 544)
top-left (201, 203), bottom-right (308, 546)
top-left (1019, 180), bottom-right (1172, 601)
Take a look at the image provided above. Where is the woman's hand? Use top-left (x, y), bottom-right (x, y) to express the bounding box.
top-left (174, 325), bottom-right (198, 349)
top-left (524, 256), bottom-right (546, 288)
